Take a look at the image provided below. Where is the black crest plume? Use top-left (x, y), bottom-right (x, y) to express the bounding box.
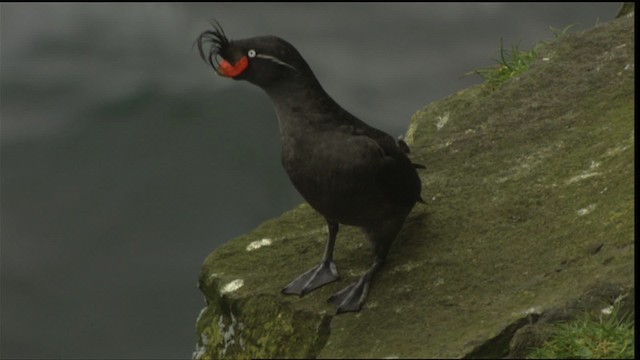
top-left (196, 20), bottom-right (229, 72)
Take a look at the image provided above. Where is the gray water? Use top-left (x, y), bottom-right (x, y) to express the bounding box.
top-left (0, 3), bottom-right (620, 358)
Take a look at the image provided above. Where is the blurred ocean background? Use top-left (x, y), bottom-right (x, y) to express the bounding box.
top-left (0, 3), bottom-right (620, 358)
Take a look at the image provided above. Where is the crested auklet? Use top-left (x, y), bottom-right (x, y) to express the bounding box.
top-left (196, 22), bottom-right (423, 314)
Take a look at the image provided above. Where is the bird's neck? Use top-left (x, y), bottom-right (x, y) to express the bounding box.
top-left (264, 75), bottom-right (332, 110)
top-left (263, 75), bottom-right (345, 138)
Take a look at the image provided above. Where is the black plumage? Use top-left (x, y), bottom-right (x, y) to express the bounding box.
top-left (197, 22), bottom-right (423, 313)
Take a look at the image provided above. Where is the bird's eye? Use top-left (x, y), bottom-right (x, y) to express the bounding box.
top-left (248, 49), bottom-right (256, 58)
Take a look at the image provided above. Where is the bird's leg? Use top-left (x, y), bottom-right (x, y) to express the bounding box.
top-left (327, 248), bottom-right (387, 314)
top-left (282, 220), bottom-right (340, 296)
top-left (327, 217), bottom-right (404, 314)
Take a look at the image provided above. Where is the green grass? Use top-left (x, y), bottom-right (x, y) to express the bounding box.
top-left (549, 24), bottom-right (577, 39)
top-left (467, 38), bottom-right (538, 91)
top-left (528, 307), bottom-right (635, 359)
top-left (468, 24), bottom-right (577, 91)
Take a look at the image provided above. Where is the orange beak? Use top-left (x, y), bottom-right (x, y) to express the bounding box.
top-left (218, 56), bottom-right (249, 78)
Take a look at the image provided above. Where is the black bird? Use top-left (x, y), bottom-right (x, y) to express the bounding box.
top-left (196, 22), bottom-right (423, 314)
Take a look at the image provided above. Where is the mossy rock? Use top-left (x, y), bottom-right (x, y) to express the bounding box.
top-left (194, 12), bottom-right (634, 359)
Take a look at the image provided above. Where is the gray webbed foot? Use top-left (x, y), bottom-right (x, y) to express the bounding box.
top-left (281, 261), bottom-right (339, 296)
top-left (327, 276), bottom-right (370, 314)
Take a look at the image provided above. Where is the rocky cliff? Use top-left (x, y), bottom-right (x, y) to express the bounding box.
top-left (193, 9), bottom-right (634, 359)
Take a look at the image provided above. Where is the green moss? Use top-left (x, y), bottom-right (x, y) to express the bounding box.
top-left (194, 288), bottom-right (332, 358)
top-left (194, 204), bottom-right (335, 359)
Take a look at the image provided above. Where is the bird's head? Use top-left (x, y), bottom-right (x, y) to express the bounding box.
top-left (196, 21), bottom-right (312, 88)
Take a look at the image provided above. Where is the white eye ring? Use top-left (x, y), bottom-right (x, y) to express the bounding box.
top-left (248, 49), bottom-right (256, 58)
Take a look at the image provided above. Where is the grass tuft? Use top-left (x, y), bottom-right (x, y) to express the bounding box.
top-left (549, 24), bottom-right (577, 39)
top-left (466, 38), bottom-right (538, 91)
top-left (467, 24), bottom-right (579, 91)
top-left (528, 305), bottom-right (635, 359)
